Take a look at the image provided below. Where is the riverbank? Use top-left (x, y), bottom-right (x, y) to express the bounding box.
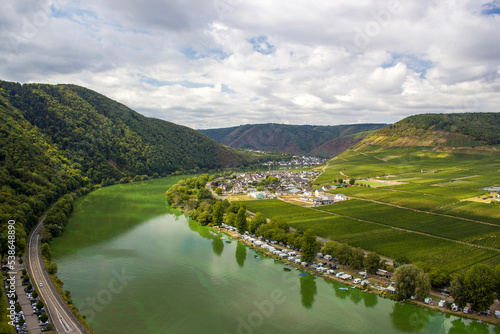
top-left (211, 224), bottom-right (500, 327)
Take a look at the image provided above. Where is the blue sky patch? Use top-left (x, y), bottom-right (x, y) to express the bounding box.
top-left (181, 46), bottom-right (229, 60)
top-left (248, 36), bottom-right (276, 55)
top-left (382, 53), bottom-right (433, 78)
top-left (140, 76), bottom-right (214, 89)
top-left (221, 84), bottom-right (235, 94)
top-left (50, 5), bottom-right (97, 20)
top-left (482, 1), bottom-right (500, 15)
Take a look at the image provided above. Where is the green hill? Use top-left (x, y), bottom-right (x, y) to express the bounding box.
top-left (198, 123), bottom-right (387, 157)
top-left (351, 112), bottom-right (500, 153)
top-left (0, 80), bottom-right (243, 231)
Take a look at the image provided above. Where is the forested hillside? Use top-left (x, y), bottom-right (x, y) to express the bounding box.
top-left (0, 80), bottom-right (243, 238)
top-left (352, 112), bottom-right (500, 152)
top-left (199, 123), bottom-right (387, 157)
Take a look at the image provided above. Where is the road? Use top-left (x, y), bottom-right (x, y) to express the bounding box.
top-left (27, 215), bottom-right (89, 334)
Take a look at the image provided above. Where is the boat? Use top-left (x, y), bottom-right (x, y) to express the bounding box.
top-left (254, 255), bottom-right (259, 259)
top-left (283, 267), bottom-right (292, 272)
top-left (221, 237), bottom-right (226, 240)
top-left (225, 240), bottom-right (231, 244)
top-left (338, 287), bottom-right (348, 291)
top-left (299, 273), bottom-right (308, 276)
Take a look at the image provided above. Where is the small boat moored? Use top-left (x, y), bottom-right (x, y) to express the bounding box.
top-left (299, 273), bottom-right (308, 276)
top-left (283, 267), bottom-right (292, 272)
top-left (338, 287), bottom-right (348, 291)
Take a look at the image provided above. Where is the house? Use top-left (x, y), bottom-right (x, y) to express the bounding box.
top-left (385, 286), bottom-right (396, 294)
top-left (249, 191), bottom-right (268, 200)
top-left (314, 189), bottom-right (325, 197)
top-left (334, 194), bottom-right (347, 201)
top-left (376, 269), bottom-right (393, 279)
top-left (322, 194), bottom-right (334, 201)
top-left (289, 188), bottom-right (302, 195)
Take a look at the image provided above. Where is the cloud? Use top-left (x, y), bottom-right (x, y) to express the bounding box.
top-left (0, 0), bottom-right (499, 129)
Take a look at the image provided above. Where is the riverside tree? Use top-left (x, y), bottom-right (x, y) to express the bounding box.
top-left (363, 252), bottom-right (381, 275)
top-left (235, 207), bottom-right (247, 233)
top-left (248, 212), bottom-right (267, 234)
top-left (394, 264), bottom-right (430, 299)
top-left (464, 264), bottom-right (495, 311)
top-left (212, 201), bottom-right (224, 226)
top-left (301, 229), bottom-right (321, 263)
top-left (450, 275), bottom-right (468, 309)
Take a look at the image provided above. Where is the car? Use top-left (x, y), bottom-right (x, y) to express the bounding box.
top-left (39, 283), bottom-right (43, 287)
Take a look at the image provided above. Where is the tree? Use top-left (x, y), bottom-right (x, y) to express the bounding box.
top-left (394, 264), bottom-right (420, 299)
top-left (36, 300), bottom-right (44, 310)
top-left (226, 212), bottom-right (237, 226)
top-left (349, 178), bottom-right (356, 185)
top-left (464, 264), bottom-right (495, 311)
top-left (32, 290), bottom-right (38, 299)
top-left (363, 252), bottom-right (381, 275)
top-left (338, 178), bottom-right (343, 184)
top-left (337, 244), bottom-right (353, 265)
top-left (416, 270), bottom-right (431, 299)
top-left (41, 243), bottom-right (51, 261)
top-left (322, 241), bottom-right (340, 257)
top-left (394, 255), bottom-right (411, 268)
top-left (40, 313), bottom-right (48, 323)
top-left (235, 207), bottom-right (247, 233)
top-left (428, 268), bottom-right (450, 288)
top-left (214, 187), bottom-right (223, 196)
top-left (350, 248), bottom-right (365, 270)
top-left (450, 274), bottom-right (468, 309)
top-left (197, 188), bottom-right (212, 201)
top-left (248, 212), bottom-right (267, 234)
top-left (301, 229), bottom-right (321, 263)
top-left (48, 262), bottom-right (58, 275)
top-left (212, 201), bottom-right (224, 226)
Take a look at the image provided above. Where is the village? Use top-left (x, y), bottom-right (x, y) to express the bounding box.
top-left (262, 156), bottom-right (327, 167)
top-left (211, 170), bottom-right (348, 206)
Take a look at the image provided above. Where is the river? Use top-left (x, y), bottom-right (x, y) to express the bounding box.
top-left (51, 177), bottom-right (498, 334)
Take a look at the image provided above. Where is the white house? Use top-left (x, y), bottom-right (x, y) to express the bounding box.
top-left (249, 191), bottom-right (268, 199)
top-left (314, 189), bottom-right (325, 197)
top-left (334, 194), bottom-right (347, 201)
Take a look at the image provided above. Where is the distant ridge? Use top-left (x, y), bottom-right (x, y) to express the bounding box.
top-left (199, 123), bottom-right (387, 157)
top-left (349, 112), bottom-right (500, 154)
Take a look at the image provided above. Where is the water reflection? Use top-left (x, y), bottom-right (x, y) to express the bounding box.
top-left (363, 291), bottom-right (378, 308)
top-left (300, 275), bottom-right (317, 309)
top-left (212, 237), bottom-right (224, 256)
top-left (235, 242), bottom-right (247, 267)
top-left (349, 289), bottom-right (362, 305)
top-left (449, 318), bottom-right (494, 334)
top-left (390, 302), bottom-right (431, 332)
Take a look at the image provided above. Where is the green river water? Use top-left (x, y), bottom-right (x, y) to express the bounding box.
top-left (51, 177), bottom-right (498, 334)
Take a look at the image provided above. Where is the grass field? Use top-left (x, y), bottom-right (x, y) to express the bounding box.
top-left (242, 199), bottom-right (498, 272)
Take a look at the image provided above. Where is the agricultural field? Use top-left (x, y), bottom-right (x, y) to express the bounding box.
top-left (320, 200), bottom-right (500, 248)
top-left (242, 199), bottom-right (499, 272)
top-left (243, 141), bottom-right (500, 273)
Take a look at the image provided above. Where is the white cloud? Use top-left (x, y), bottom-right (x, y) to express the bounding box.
top-left (0, 0), bottom-right (499, 129)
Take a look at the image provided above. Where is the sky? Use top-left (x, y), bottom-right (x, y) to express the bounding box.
top-left (1, 0), bottom-right (499, 129)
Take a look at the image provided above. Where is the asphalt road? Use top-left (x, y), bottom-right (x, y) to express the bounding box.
top-left (27, 215), bottom-right (89, 334)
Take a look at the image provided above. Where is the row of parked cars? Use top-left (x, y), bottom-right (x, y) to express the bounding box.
top-left (18, 268), bottom-right (52, 331)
